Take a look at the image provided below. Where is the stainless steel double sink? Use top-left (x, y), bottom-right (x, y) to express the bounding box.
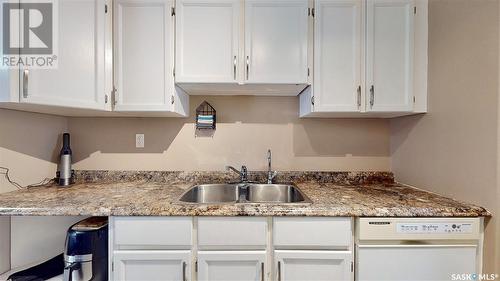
top-left (179, 183), bottom-right (311, 204)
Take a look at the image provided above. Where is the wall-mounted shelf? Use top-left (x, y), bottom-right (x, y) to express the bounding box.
top-left (196, 101), bottom-right (216, 131)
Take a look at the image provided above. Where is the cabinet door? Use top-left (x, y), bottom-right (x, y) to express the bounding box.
top-left (245, 0), bottom-right (309, 84)
top-left (314, 0), bottom-right (362, 112)
top-left (20, 0), bottom-right (108, 110)
top-left (275, 250), bottom-right (352, 281)
top-left (176, 0), bottom-right (241, 83)
top-left (366, 0), bottom-right (414, 112)
top-left (198, 251), bottom-right (266, 281)
top-left (114, 0), bottom-right (176, 112)
top-left (114, 250), bottom-right (191, 281)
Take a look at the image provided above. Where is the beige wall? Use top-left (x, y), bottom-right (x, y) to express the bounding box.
top-left (390, 0), bottom-right (499, 273)
top-left (0, 109), bottom-right (82, 271)
top-left (0, 109), bottom-right (67, 192)
top-left (70, 96), bottom-right (390, 172)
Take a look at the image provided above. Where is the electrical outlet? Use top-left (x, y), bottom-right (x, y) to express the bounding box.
top-left (135, 134), bottom-right (145, 148)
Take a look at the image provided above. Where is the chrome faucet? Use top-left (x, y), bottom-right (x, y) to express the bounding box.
top-left (267, 149), bottom-right (278, 184)
top-left (226, 165), bottom-right (248, 183)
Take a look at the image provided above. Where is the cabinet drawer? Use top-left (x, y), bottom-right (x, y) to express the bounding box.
top-left (198, 217), bottom-right (267, 249)
top-left (273, 217), bottom-right (352, 249)
top-left (113, 217), bottom-right (192, 248)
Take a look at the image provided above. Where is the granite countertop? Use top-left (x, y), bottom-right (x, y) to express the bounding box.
top-left (0, 171), bottom-right (490, 217)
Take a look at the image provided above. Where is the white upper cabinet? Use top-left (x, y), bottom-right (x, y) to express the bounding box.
top-left (313, 0), bottom-right (362, 112)
top-left (114, 0), bottom-right (188, 115)
top-left (1, 0), bottom-right (426, 117)
top-left (20, 0), bottom-right (109, 110)
top-left (244, 0), bottom-right (309, 84)
top-left (300, 0), bottom-right (426, 118)
top-left (175, 0), bottom-right (310, 93)
top-left (175, 0), bottom-right (241, 83)
top-left (366, 0), bottom-right (414, 112)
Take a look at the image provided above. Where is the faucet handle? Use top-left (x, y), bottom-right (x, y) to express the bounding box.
top-left (267, 171), bottom-right (278, 184)
top-left (240, 166), bottom-right (248, 182)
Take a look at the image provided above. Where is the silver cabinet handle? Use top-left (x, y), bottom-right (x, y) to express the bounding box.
top-left (233, 56), bottom-right (237, 80)
top-left (370, 85), bottom-right (375, 108)
top-left (277, 261), bottom-right (281, 281)
top-left (182, 261), bottom-right (187, 281)
top-left (22, 70), bottom-right (29, 98)
top-left (261, 262), bottom-right (264, 281)
top-left (246, 56), bottom-right (250, 80)
top-left (357, 85), bottom-right (361, 107)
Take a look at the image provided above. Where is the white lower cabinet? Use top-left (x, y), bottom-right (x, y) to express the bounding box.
top-left (197, 251), bottom-right (266, 281)
top-left (275, 250), bottom-right (352, 281)
top-left (113, 250), bottom-right (191, 281)
top-left (110, 217), bottom-right (353, 281)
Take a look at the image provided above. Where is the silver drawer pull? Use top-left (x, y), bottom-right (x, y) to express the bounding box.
top-left (261, 262), bottom-right (264, 281)
top-left (370, 85), bottom-right (375, 108)
top-left (357, 85), bottom-right (361, 107)
top-left (182, 261), bottom-right (187, 281)
top-left (23, 70), bottom-right (29, 98)
top-left (278, 261), bottom-right (281, 281)
top-left (233, 56), bottom-right (237, 80)
top-left (246, 56), bottom-right (250, 80)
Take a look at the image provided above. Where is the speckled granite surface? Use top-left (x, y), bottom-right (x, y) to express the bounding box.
top-left (0, 171), bottom-right (490, 217)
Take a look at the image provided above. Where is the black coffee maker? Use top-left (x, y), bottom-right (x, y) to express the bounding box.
top-left (64, 217), bottom-right (108, 281)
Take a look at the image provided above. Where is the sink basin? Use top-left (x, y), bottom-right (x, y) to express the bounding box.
top-left (178, 183), bottom-right (311, 204)
top-left (179, 184), bottom-right (239, 203)
top-left (246, 184), bottom-right (310, 203)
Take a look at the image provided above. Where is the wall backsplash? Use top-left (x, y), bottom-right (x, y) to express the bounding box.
top-left (69, 96), bottom-right (390, 172)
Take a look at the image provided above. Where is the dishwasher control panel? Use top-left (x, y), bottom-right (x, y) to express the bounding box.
top-left (396, 222), bottom-right (473, 234)
top-left (357, 218), bottom-right (481, 240)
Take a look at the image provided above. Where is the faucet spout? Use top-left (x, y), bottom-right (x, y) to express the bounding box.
top-left (267, 149), bottom-right (277, 184)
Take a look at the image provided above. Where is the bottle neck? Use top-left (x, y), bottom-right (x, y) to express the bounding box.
top-left (61, 133), bottom-right (72, 155)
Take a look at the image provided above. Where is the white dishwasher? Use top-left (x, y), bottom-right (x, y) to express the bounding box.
top-left (356, 218), bottom-right (483, 281)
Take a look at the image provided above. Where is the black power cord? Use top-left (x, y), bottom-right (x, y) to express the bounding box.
top-left (0, 167), bottom-right (54, 189)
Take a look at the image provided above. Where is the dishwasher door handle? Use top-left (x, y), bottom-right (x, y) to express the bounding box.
top-left (357, 244), bottom-right (478, 248)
